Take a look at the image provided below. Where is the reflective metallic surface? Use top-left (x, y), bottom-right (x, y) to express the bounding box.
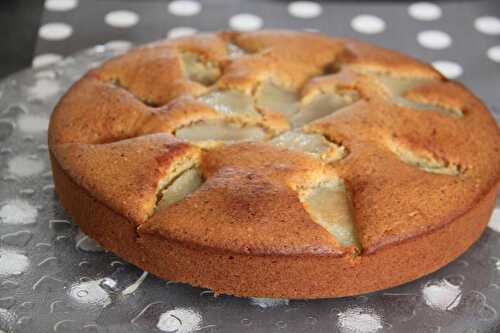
top-left (0, 45), bottom-right (499, 333)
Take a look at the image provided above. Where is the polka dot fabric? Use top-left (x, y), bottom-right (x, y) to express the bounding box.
top-left (408, 2), bottom-right (442, 21)
top-left (34, 0), bottom-right (500, 95)
top-left (432, 60), bottom-right (463, 79)
top-left (417, 30), bottom-right (452, 50)
top-left (38, 22), bottom-right (73, 41)
top-left (288, 2), bottom-right (323, 19)
top-left (45, 0), bottom-right (78, 12)
top-left (475, 16), bottom-right (500, 35)
top-left (229, 13), bottom-right (263, 31)
top-left (105, 10), bottom-right (140, 28)
top-left (167, 0), bottom-right (201, 17)
top-left (351, 14), bottom-right (386, 34)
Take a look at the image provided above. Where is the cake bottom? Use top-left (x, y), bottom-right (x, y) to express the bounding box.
top-left (50, 153), bottom-right (496, 299)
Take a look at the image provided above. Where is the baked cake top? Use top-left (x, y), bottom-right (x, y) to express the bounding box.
top-left (49, 30), bottom-right (500, 258)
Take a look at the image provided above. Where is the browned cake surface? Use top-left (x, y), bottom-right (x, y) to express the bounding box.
top-left (49, 30), bottom-right (500, 299)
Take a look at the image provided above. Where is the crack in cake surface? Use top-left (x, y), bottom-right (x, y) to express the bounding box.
top-left (387, 137), bottom-right (461, 175)
top-left (370, 73), bottom-right (463, 117)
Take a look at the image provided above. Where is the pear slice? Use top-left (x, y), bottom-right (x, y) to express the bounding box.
top-left (180, 52), bottom-right (220, 86)
top-left (373, 74), bottom-right (428, 96)
top-left (388, 139), bottom-right (460, 175)
top-left (292, 92), bottom-right (358, 128)
top-left (301, 180), bottom-right (360, 249)
top-left (270, 131), bottom-right (346, 162)
top-left (199, 90), bottom-right (260, 118)
top-left (157, 168), bottom-right (203, 208)
top-left (374, 74), bottom-right (461, 117)
top-left (255, 81), bottom-right (300, 118)
top-left (175, 119), bottom-right (267, 143)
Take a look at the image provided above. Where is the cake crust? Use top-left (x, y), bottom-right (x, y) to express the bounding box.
top-left (49, 30), bottom-right (500, 298)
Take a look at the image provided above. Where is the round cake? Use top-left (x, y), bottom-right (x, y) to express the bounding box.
top-left (48, 30), bottom-right (500, 299)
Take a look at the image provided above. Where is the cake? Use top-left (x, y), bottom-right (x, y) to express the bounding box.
top-left (48, 30), bottom-right (500, 299)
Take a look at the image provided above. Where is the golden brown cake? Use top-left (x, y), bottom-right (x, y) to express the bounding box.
top-left (48, 30), bottom-right (500, 299)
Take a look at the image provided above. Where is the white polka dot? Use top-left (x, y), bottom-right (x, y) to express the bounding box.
top-left (0, 249), bottom-right (30, 276)
top-left (487, 45), bottom-right (500, 63)
top-left (168, 0), bottom-right (201, 16)
top-left (105, 40), bottom-right (133, 51)
top-left (422, 280), bottom-right (462, 311)
top-left (417, 30), bottom-right (452, 49)
top-left (0, 199), bottom-right (38, 225)
top-left (432, 61), bottom-right (463, 79)
top-left (250, 298), bottom-right (290, 308)
top-left (229, 14), bottom-right (263, 32)
top-left (157, 308), bottom-right (202, 333)
top-left (474, 16), bottom-right (500, 35)
top-left (68, 279), bottom-right (111, 308)
top-left (338, 307), bottom-right (383, 332)
top-left (288, 2), bottom-right (322, 19)
top-left (39, 22), bottom-right (73, 41)
top-left (167, 27), bottom-right (198, 39)
top-left (408, 2), bottom-right (442, 21)
top-left (32, 53), bottom-right (62, 68)
top-left (17, 114), bottom-right (50, 133)
top-left (351, 15), bottom-right (386, 34)
top-left (26, 78), bottom-right (60, 101)
top-left (45, 0), bottom-right (78, 11)
top-left (105, 10), bottom-right (139, 28)
top-left (0, 309), bottom-right (15, 332)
